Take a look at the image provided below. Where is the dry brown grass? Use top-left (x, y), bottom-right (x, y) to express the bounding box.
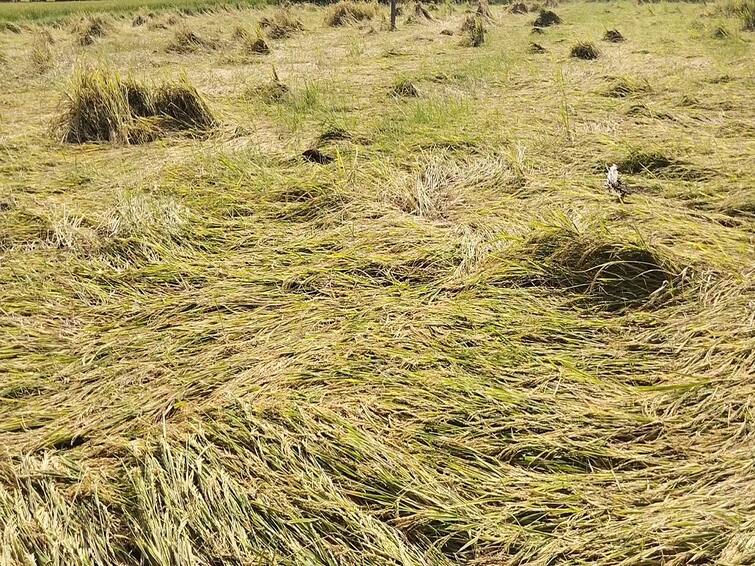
top-left (324, 0), bottom-right (379, 27)
top-left (2, 3), bottom-right (755, 565)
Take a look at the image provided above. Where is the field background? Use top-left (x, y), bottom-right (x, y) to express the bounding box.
top-left (1, 1), bottom-right (754, 565)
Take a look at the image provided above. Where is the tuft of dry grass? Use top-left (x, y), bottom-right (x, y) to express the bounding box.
top-left (74, 15), bottom-right (111, 46)
top-left (324, 0), bottom-right (379, 27)
top-left (390, 78), bottom-right (420, 98)
top-left (476, 0), bottom-right (495, 22)
top-left (405, 2), bottom-right (434, 24)
top-left (603, 28), bottom-right (624, 42)
top-left (528, 41), bottom-right (546, 53)
top-left (570, 40), bottom-right (599, 59)
top-left (29, 30), bottom-right (54, 73)
top-left (3, 3), bottom-right (755, 565)
top-left (533, 9), bottom-right (561, 27)
top-left (54, 67), bottom-right (215, 144)
top-left (240, 29), bottom-right (270, 54)
top-left (459, 14), bottom-right (485, 47)
top-left (165, 25), bottom-right (217, 53)
top-left (510, 2), bottom-right (528, 14)
top-left (259, 6), bottom-right (304, 39)
top-left (602, 76), bottom-right (651, 97)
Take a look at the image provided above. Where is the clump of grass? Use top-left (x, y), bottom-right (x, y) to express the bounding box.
top-left (152, 79), bottom-right (217, 132)
top-left (510, 2), bottom-right (528, 14)
top-left (29, 31), bottom-right (54, 73)
top-left (533, 9), bottom-right (561, 27)
top-left (74, 15), bottom-right (110, 46)
top-left (720, 0), bottom-right (754, 30)
top-left (603, 28), bottom-right (624, 42)
top-left (459, 15), bottom-right (485, 47)
top-left (241, 30), bottom-right (270, 55)
top-left (166, 26), bottom-right (217, 53)
top-left (528, 42), bottom-right (546, 54)
top-left (55, 68), bottom-right (134, 144)
top-left (602, 77), bottom-right (651, 97)
top-left (1, 21), bottom-right (22, 33)
top-left (324, 1), bottom-right (379, 27)
top-left (476, 0), bottom-right (495, 22)
top-left (617, 148), bottom-right (674, 174)
top-left (712, 25), bottom-right (731, 38)
top-left (405, 2), bottom-right (434, 24)
top-left (259, 6), bottom-right (304, 39)
top-left (390, 78), bottom-right (420, 98)
top-left (248, 67), bottom-right (289, 103)
top-left (132, 14), bottom-right (148, 27)
top-left (523, 225), bottom-right (678, 309)
top-left (54, 67), bottom-right (216, 144)
top-left (570, 41), bottom-right (599, 60)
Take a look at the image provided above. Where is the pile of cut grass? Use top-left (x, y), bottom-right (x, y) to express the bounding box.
top-left (570, 40), bottom-right (599, 59)
top-left (74, 15), bottom-right (111, 46)
top-left (166, 25), bottom-right (218, 53)
top-left (603, 28), bottom-right (624, 42)
top-left (602, 77), bottom-right (651, 97)
top-left (521, 224), bottom-right (679, 309)
top-left (459, 14), bottom-right (485, 47)
top-left (55, 67), bottom-right (216, 144)
top-left (405, 2), bottom-right (434, 24)
top-left (29, 30), bottom-right (54, 73)
top-left (510, 2), bottom-right (528, 14)
top-left (533, 9), bottom-right (560, 27)
top-left (390, 78), bottom-right (420, 98)
top-left (259, 6), bottom-right (304, 39)
top-left (324, 0), bottom-right (379, 27)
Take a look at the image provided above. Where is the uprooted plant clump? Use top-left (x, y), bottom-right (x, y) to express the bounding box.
top-left (54, 67), bottom-right (216, 144)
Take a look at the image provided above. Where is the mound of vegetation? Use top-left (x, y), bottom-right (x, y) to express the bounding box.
top-left (55, 68), bottom-right (216, 144)
top-left (617, 148), bottom-right (674, 174)
top-left (260, 6), bottom-right (304, 39)
top-left (74, 15), bottom-right (111, 46)
top-left (603, 28), bottom-right (624, 42)
top-left (390, 78), bottom-right (420, 98)
top-left (720, 0), bottom-right (754, 30)
top-left (459, 15), bottom-right (485, 47)
top-left (602, 77), bottom-right (651, 97)
top-left (523, 226), bottom-right (678, 309)
top-left (166, 26), bottom-right (217, 53)
top-left (476, 0), bottom-right (495, 21)
top-left (238, 29), bottom-right (270, 54)
top-left (29, 30), bottom-right (54, 73)
top-left (324, 1), bottom-right (379, 27)
top-left (570, 41), bottom-right (599, 59)
top-left (528, 42), bottom-right (546, 53)
top-left (510, 3), bottom-right (528, 14)
top-left (405, 1), bottom-right (434, 24)
top-left (533, 9), bottom-right (561, 27)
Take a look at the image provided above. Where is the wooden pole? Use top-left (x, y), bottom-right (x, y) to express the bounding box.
top-left (390, 0), bottom-right (397, 31)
